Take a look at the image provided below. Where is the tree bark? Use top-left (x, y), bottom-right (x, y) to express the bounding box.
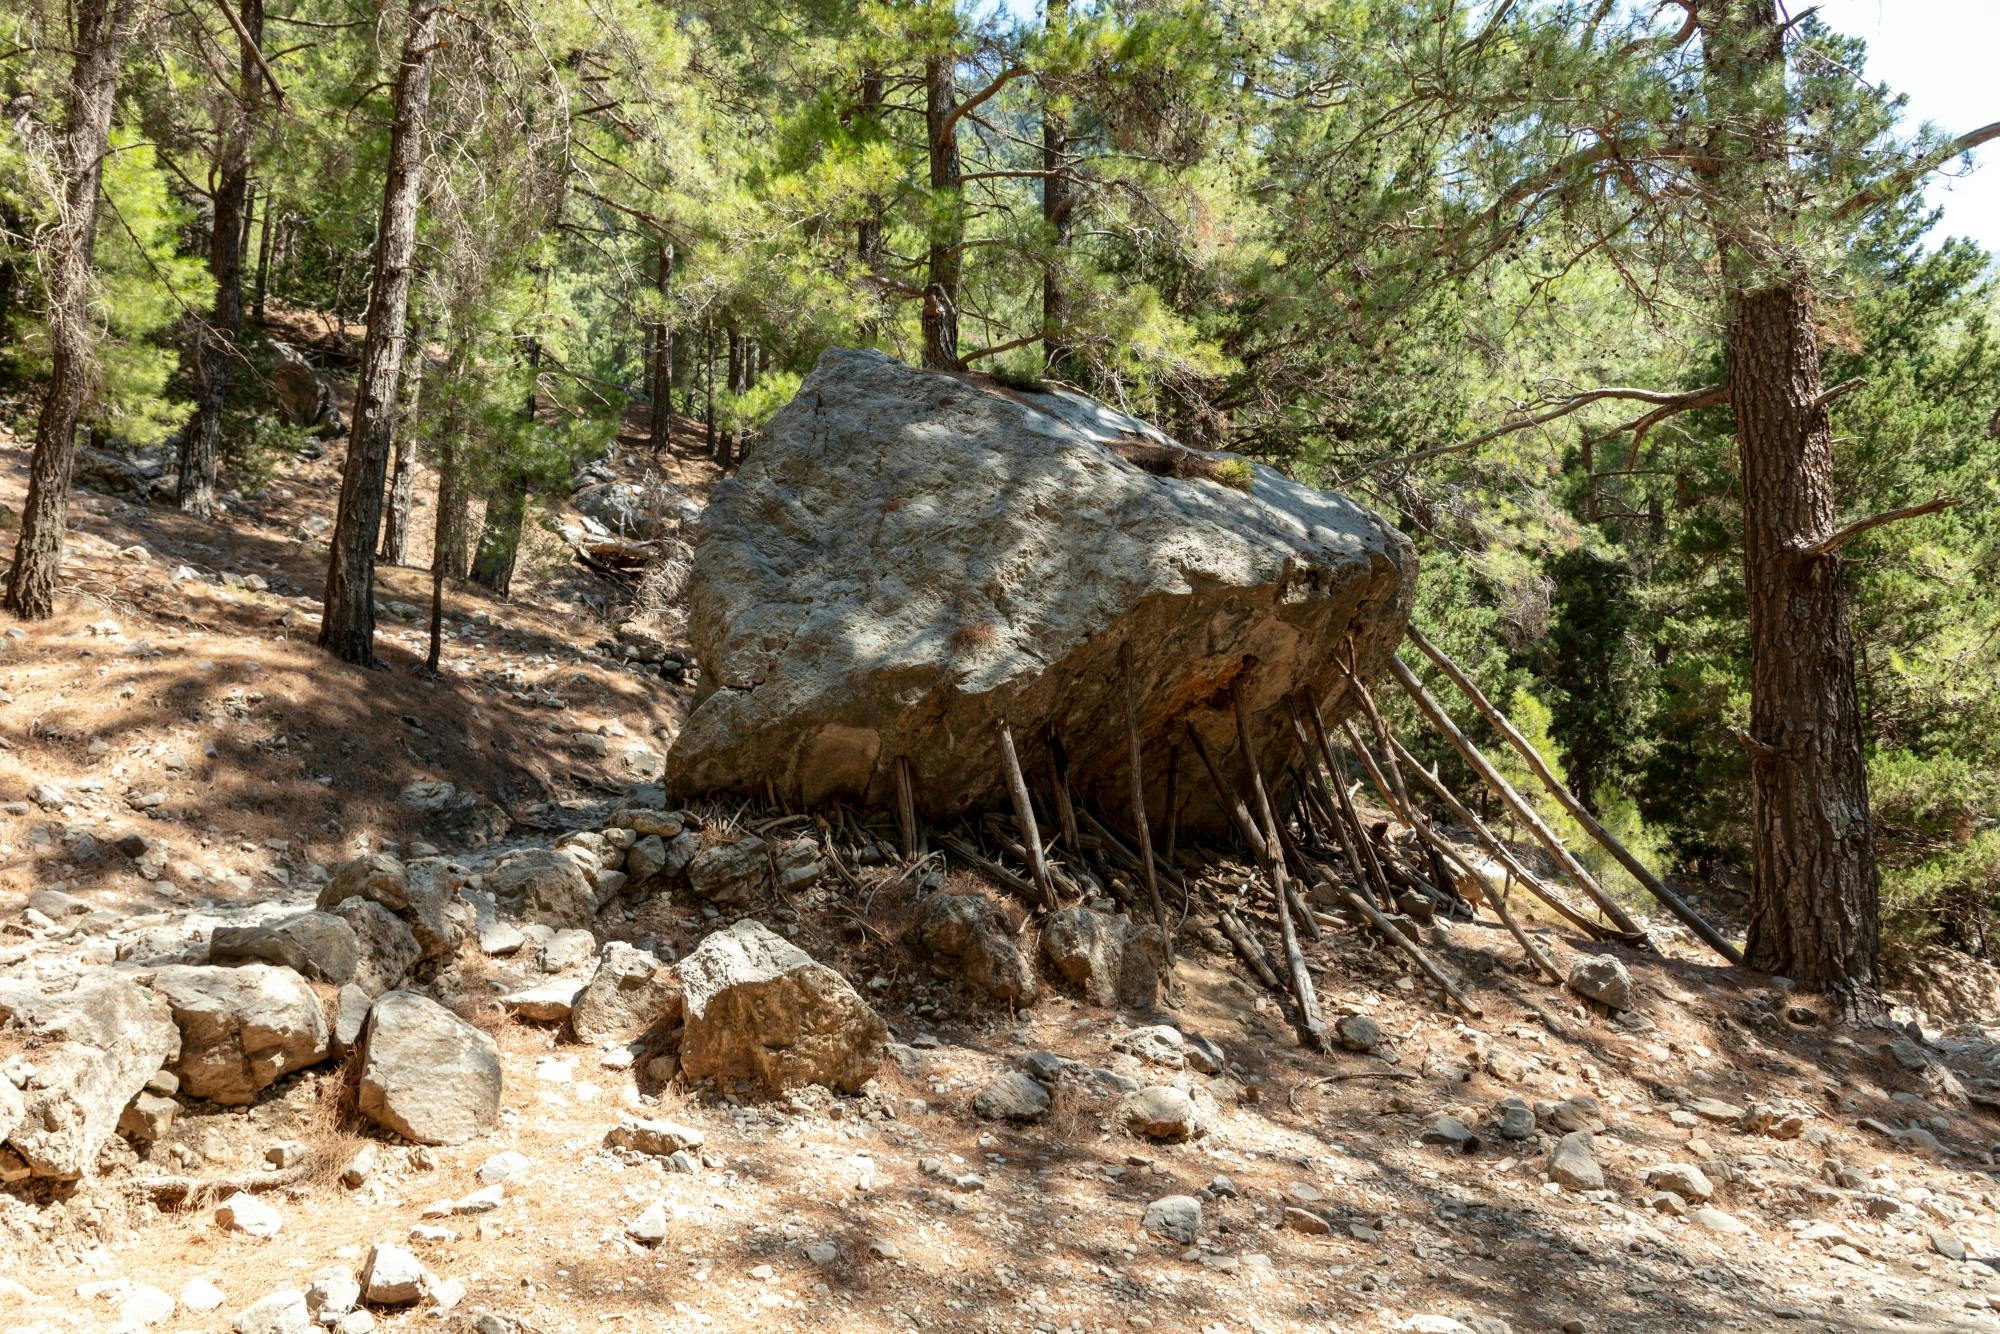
top-left (922, 54), bottom-right (962, 370)
top-left (4, 0), bottom-right (142, 619)
top-left (703, 316), bottom-right (717, 459)
top-left (1040, 0), bottom-right (1074, 380)
top-left (252, 199), bottom-right (275, 323)
top-left (378, 336), bottom-right (424, 564)
top-left (857, 69), bottom-right (885, 341)
top-left (1698, 0), bottom-right (1882, 1007)
top-left (318, 0), bottom-right (441, 664)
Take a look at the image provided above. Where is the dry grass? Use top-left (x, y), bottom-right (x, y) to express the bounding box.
top-left (947, 621), bottom-right (997, 655)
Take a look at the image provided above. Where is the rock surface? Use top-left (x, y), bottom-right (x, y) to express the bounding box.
top-left (149, 964), bottom-right (330, 1106)
top-left (0, 972), bottom-right (181, 1178)
top-left (675, 919), bottom-right (887, 1094)
top-left (1039, 906), bottom-right (1169, 1009)
top-left (913, 891), bottom-right (1037, 1006)
top-left (667, 347), bottom-right (1415, 826)
top-left (357, 991), bottom-right (502, 1144)
top-left (570, 943), bottom-right (682, 1044)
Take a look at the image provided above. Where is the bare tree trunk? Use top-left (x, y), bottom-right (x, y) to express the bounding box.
top-left (4, 0), bottom-right (142, 620)
top-left (1699, 0), bottom-right (1882, 1009)
top-left (379, 336), bottom-right (423, 564)
top-left (469, 473), bottom-right (527, 595)
top-left (922, 54), bottom-right (961, 371)
top-left (319, 0), bottom-right (440, 664)
top-left (1040, 0), bottom-right (1073, 380)
top-left (430, 336), bottom-right (472, 583)
top-left (703, 316), bottom-right (717, 458)
top-left (647, 237), bottom-right (672, 451)
top-left (856, 69), bottom-right (885, 340)
top-left (181, 0), bottom-right (262, 519)
top-left (253, 201), bottom-right (275, 323)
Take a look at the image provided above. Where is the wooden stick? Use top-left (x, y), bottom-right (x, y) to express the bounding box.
top-left (1043, 729), bottom-right (1081, 855)
top-left (1182, 723), bottom-right (1269, 857)
top-left (1162, 745), bottom-right (1180, 861)
top-left (1229, 684), bottom-right (1330, 1051)
top-left (1282, 698), bottom-right (1381, 920)
top-left (1387, 654), bottom-right (1650, 942)
top-left (1404, 624), bottom-right (1743, 966)
top-left (995, 721), bottom-right (1055, 909)
top-left (895, 755), bottom-right (920, 862)
top-left (1304, 861), bottom-right (1483, 1017)
top-left (1076, 806), bottom-right (1190, 896)
top-left (1217, 910), bottom-right (1282, 989)
top-left (935, 830), bottom-right (1041, 902)
top-left (1388, 733), bottom-right (1614, 942)
top-left (1342, 713), bottom-right (1456, 904)
top-left (1345, 665), bottom-right (1418, 819)
top-left (1119, 643), bottom-right (1174, 964)
top-left (1298, 694), bottom-right (1398, 910)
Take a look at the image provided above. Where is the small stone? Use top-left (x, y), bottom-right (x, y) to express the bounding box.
top-left (973, 1071), bottom-right (1052, 1122)
top-left (180, 1278), bottom-right (226, 1313)
top-left (232, 1289), bottom-right (311, 1334)
top-left (360, 1243), bottom-right (427, 1305)
top-left (305, 1271), bottom-right (360, 1318)
top-left (216, 1191), bottom-right (283, 1237)
top-left (340, 1144), bottom-right (378, 1187)
top-left (1691, 1206), bottom-right (1750, 1235)
top-left (804, 1240), bottom-right (839, 1265)
top-left (1643, 1162), bottom-right (1715, 1203)
top-left (1490, 1097), bottom-right (1536, 1141)
top-left (1422, 1116), bottom-right (1480, 1152)
top-left (118, 1284), bottom-right (176, 1326)
top-left (1335, 1013), bottom-right (1384, 1051)
top-left (1932, 1231), bottom-right (1968, 1263)
top-left (627, 1202), bottom-right (668, 1246)
top-left (478, 1150), bottom-right (531, 1184)
top-left (604, 1117), bottom-right (704, 1156)
top-left (1685, 1097), bottom-right (1746, 1124)
top-left (1141, 1195), bottom-right (1202, 1245)
top-left (1568, 955), bottom-right (1635, 1010)
top-left (1283, 1206), bottom-right (1333, 1235)
top-left (1547, 1132), bottom-right (1602, 1190)
top-left (265, 1140), bottom-right (307, 1168)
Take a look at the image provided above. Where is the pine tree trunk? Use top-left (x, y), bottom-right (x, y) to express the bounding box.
top-left (469, 472), bottom-right (527, 595)
top-left (704, 317), bottom-right (717, 459)
top-left (253, 201), bottom-right (275, 323)
top-left (1041, 0), bottom-right (1073, 380)
top-left (922, 54), bottom-right (962, 371)
top-left (1699, 0), bottom-right (1882, 1008)
top-left (4, 0), bottom-right (141, 620)
top-left (857, 70), bottom-right (885, 341)
top-left (319, 0), bottom-right (441, 664)
top-left (379, 339), bottom-right (423, 564)
top-left (430, 338), bottom-right (472, 582)
top-left (179, 0), bottom-right (263, 519)
top-left (648, 238), bottom-right (673, 451)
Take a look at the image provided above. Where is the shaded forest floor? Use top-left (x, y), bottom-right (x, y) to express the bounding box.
top-left (4, 368), bottom-right (2000, 1334)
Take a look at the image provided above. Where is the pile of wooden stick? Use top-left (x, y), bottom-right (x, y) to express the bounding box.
top-left (860, 622), bottom-right (1741, 1053)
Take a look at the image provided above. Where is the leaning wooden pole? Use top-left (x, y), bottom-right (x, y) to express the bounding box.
top-left (1387, 733), bottom-right (1612, 942)
top-left (1387, 654), bottom-right (1650, 942)
top-left (1298, 694), bottom-right (1399, 909)
top-left (995, 720), bottom-right (1056, 909)
top-left (895, 756), bottom-right (921, 861)
top-left (1302, 860), bottom-right (1483, 1016)
top-left (1405, 625), bottom-right (1743, 966)
top-left (1183, 722), bottom-right (1318, 935)
top-left (1119, 643), bottom-right (1174, 964)
top-left (1227, 684), bottom-right (1330, 1051)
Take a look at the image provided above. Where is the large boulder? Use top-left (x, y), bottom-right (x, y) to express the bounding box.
top-left (0, 973), bottom-right (181, 1179)
top-left (912, 892), bottom-right (1037, 1006)
top-left (676, 919), bottom-right (886, 1095)
top-left (667, 347), bottom-right (1415, 827)
top-left (149, 964), bottom-right (330, 1105)
top-left (357, 991), bottom-right (501, 1145)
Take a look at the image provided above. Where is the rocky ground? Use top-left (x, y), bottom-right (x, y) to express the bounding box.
top-left (7, 367), bottom-right (2000, 1334)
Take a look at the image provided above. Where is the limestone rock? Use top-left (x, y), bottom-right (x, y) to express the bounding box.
top-left (675, 919), bottom-right (886, 1095)
top-left (686, 835), bottom-right (822, 906)
top-left (148, 964), bottom-right (329, 1105)
top-left (570, 943), bottom-right (683, 1044)
top-left (666, 347), bottom-right (1415, 826)
top-left (1335, 1013), bottom-right (1384, 1052)
top-left (233, 1289), bottom-right (312, 1334)
top-left (1142, 1195), bottom-right (1202, 1245)
top-left (1117, 1085), bottom-right (1204, 1141)
top-left (605, 1117), bottom-right (705, 1156)
top-left (327, 898), bottom-right (421, 996)
top-left (210, 912), bottom-right (361, 985)
top-left (1644, 1162), bottom-right (1715, 1203)
top-left (1040, 906), bottom-right (1168, 1009)
top-left (318, 854), bottom-right (411, 914)
top-left (0, 972), bottom-right (181, 1178)
top-left (487, 849), bottom-right (601, 929)
top-left (913, 892), bottom-right (1037, 1007)
top-left (1568, 955), bottom-right (1635, 1011)
top-left (400, 858), bottom-right (468, 961)
top-left (357, 991), bottom-right (501, 1144)
top-left (217, 1191), bottom-right (283, 1237)
top-left (973, 1072), bottom-right (1052, 1122)
top-left (359, 1243), bottom-right (426, 1305)
top-left (1547, 1131), bottom-right (1603, 1190)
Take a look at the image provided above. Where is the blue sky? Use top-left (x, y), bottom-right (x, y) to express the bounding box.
top-left (1816, 0), bottom-right (1999, 254)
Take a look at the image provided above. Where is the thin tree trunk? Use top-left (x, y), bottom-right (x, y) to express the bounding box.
top-left (379, 336), bottom-right (423, 564)
top-left (1040, 0), bottom-right (1073, 380)
top-left (430, 336), bottom-right (472, 584)
top-left (647, 237), bottom-right (672, 451)
top-left (469, 472), bottom-right (527, 595)
top-left (253, 203), bottom-right (276, 323)
top-left (1699, 0), bottom-right (1881, 1007)
top-left (4, 0), bottom-right (142, 619)
top-left (318, 0), bottom-right (441, 664)
top-left (857, 69), bottom-right (885, 340)
top-left (922, 53), bottom-right (962, 370)
top-left (703, 316), bottom-right (717, 459)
